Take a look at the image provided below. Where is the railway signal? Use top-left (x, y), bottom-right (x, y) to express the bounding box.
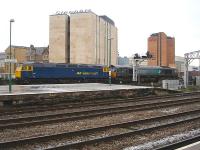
top-left (132, 51), bottom-right (153, 83)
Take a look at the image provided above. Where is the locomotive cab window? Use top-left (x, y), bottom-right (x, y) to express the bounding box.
top-left (22, 66), bottom-right (32, 71)
top-left (27, 66), bottom-right (32, 71)
top-left (22, 66), bottom-right (26, 71)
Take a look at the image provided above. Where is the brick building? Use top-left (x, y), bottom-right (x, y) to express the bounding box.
top-left (0, 52), bottom-right (6, 74)
top-left (27, 45), bottom-right (49, 63)
top-left (148, 32), bottom-right (175, 67)
top-left (4, 45), bottom-right (48, 76)
top-left (49, 10), bottom-right (118, 66)
top-left (4, 46), bottom-right (27, 75)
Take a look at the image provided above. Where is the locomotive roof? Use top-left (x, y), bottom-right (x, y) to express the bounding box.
top-left (138, 66), bottom-right (176, 69)
top-left (113, 65), bottom-right (176, 70)
top-left (20, 63), bottom-right (107, 68)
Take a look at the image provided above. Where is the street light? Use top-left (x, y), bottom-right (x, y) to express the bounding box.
top-left (108, 38), bottom-right (114, 86)
top-left (9, 19), bottom-right (14, 93)
top-left (108, 38), bottom-right (114, 67)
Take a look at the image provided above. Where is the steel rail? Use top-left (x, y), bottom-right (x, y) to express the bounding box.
top-left (1, 95), bottom-right (199, 124)
top-left (0, 93), bottom-right (176, 115)
top-left (0, 92), bottom-right (198, 116)
top-left (0, 97), bottom-right (200, 130)
top-left (45, 115), bottom-right (200, 149)
top-left (1, 109), bottom-right (200, 149)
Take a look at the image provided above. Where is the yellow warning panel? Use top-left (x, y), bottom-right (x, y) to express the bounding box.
top-left (103, 67), bottom-right (109, 72)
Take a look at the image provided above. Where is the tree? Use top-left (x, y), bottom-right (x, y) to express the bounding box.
top-left (146, 51), bottom-right (153, 58)
top-left (134, 53), bottom-right (140, 59)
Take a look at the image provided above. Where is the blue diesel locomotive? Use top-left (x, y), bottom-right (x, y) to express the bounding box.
top-left (15, 63), bottom-right (109, 83)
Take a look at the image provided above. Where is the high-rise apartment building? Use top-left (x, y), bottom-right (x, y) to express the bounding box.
top-left (49, 11), bottom-right (118, 66)
top-left (148, 32), bottom-right (175, 67)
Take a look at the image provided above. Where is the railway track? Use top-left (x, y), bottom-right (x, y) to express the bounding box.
top-left (0, 96), bottom-right (200, 130)
top-left (0, 92), bottom-right (199, 117)
top-left (1, 94), bottom-right (173, 115)
top-left (1, 109), bottom-right (200, 149)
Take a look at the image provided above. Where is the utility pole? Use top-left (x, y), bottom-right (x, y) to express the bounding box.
top-left (108, 38), bottom-right (114, 66)
top-left (184, 56), bottom-right (189, 88)
top-left (108, 38), bottom-right (113, 86)
top-left (184, 50), bottom-right (200, 88)
top-left (9, 19), bottom-right (14, 93)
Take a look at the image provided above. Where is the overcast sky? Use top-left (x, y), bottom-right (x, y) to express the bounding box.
top-left (0, 0), bottom-right (200, 62)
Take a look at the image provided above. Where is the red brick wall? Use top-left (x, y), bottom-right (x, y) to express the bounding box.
top-left (167, 38), bottom-right (175, 67)
top-left (148, 32), bottom-right (175, 67)
top-left (148, 36), bottom-right (158, 66)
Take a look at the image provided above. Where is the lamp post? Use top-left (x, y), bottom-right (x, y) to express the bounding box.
top-left (108, 38), bottom-right (113, 86)
top-left (108, 38), bottom-right (114, 66)
top-left (9, 19), bottom-right (14, 93)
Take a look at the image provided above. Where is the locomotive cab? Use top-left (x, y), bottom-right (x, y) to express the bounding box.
top-left (15, 64), bottom-right (33, 79)
top-left (15, 66), bottom-right (22, 79)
